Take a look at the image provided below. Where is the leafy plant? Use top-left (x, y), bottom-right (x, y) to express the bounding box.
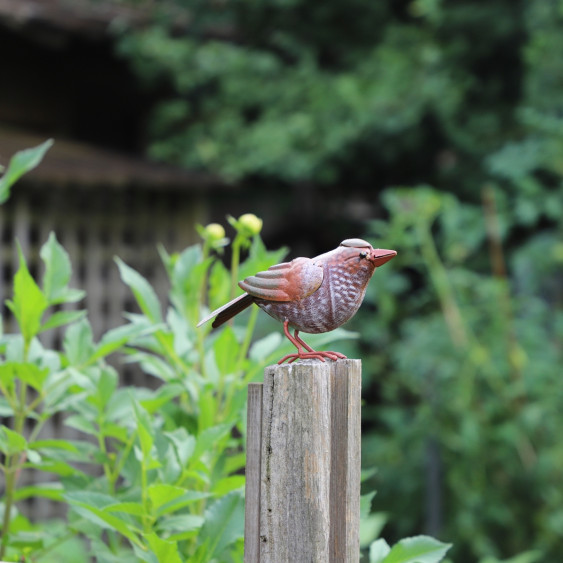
top-left (0, 139), bottom-right (53, 204)
top-left (0, 198), bottom-right (359, 559)
top-left (369, 535), bottom-right (451, 563)
top-left (353, 186), bottom-right (561, 562)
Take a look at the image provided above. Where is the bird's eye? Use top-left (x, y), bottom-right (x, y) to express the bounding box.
top-left (359, 251), bottom-right (368, 259)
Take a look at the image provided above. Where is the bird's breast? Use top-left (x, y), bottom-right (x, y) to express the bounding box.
top-left (256, 261), bottom-right (373, 334)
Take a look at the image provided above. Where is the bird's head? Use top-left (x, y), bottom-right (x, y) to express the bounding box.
top-left (340, 238), bottom-right (397, 269)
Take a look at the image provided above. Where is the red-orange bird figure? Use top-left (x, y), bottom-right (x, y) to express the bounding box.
top-left (198, 239), bottom-right (397, 364)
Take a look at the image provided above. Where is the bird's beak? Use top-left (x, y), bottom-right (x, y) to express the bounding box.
top-left (371, 248), bottom-right (397, 267)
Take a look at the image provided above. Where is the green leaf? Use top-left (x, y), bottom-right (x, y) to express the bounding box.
top-left (214, 326), bottom-right (239, 375)
top-left (148, 484), bottom-right (189, 513)
top-left (224, 451), bottom-right (246, 474)
top-left (13, 362), bottom-right (49, 392)
top-left (95, 368), bottom-right (118, 409)
top-left (145, 532), bottom-right (182, 563)
top-left (40, 310), bottom-right (87, 332)
top-left (6, 244), bottom-right (48, 343)
top-left (212, 475), bottom-right (245, 495)
top-left (63, 318), bottom-right (95, 366)
top-left (104, 502), bottom-right (146, 517)
top-left (0, 139), bottom-right (53, 204)
top-left (115, 258), bottom-right (162, 322)
top-left (164, 427), bottom-right (196, 466)
top-left (0, 362), bottom-right (16, 391)
top-left (196, 490), bottom-right (244, 559)
top-left (381, 536), bottom-right (452, 563)
top-left (157, 514), bottom-right (204, 535)
top-left (0, 397), bottom-right (14, 417)
top-left (25, 458), bottom-right (78, 477)
top-left (30, 439), bottom-right (80, 452)
top-left (65, 414), bottom-right (97, 436)
top-left (64, 491), bottom-right (118, 510)
top-left (140, 387), bottom-right (183, 414)
top-left (157, 427), bottom-right (196, 482)
top-left (197, 387), bottom-right (217, 430)
top-left (167, 244), bottom-right (207, 316)
top-left (370, 538), bottom-right (392, 563)
top-left (0, 425), bottom-right (28, 454)
top-left (155, 490), bottom-right (211, 518)
top-left (134, 402), bottom-right (154, 459)
top-left (361, 512), bottom-right (388, 548)
top-left (361, 467), bottom-right (378, 482)
top-left (13, 482), bottom-right (64, 502)
top-left (360, 490), bottom-right (376, 520)
top-left (193, 423), bottom-right (232, 461)
top-left (90, 318), bottom-right (158, 363)
top-left (68, 502), bottom-right (143, 548)
top-left (40, 232), bottom-right (84, 304)
top-left (249, 332), bottom-right (282, 361)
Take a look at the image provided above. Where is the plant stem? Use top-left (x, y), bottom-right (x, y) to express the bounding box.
top-left (230, 236), bottom-right (242, 302)
top-left (0, 459), bottom-right (16, 558)
top-left (109, 430), bottom-right (137, 487)
top-left (0, 344), bottom-right (30, 558)
top-left (97, 424), bottom-right (114, 492)
top-left (140, 457), bottom-right (151, 533)
top-left (199, 239), bottom-right (211, 307)
top-left (236, 306), bottom-right (259, 371)
top-left (417, 219), bottom-right (469, 348)
top-left (481, 185), bottom-right (523, 383)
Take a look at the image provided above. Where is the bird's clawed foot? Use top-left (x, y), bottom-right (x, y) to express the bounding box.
top-left (278, 321), bottom-right (347, 365)
top-left (277, 350), bottom-right (347, 364)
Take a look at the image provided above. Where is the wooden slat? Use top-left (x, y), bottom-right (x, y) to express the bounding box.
top-left (329, 359), bottom-right (362, 562)
top-left (244, 383), bottom-right (263, 563)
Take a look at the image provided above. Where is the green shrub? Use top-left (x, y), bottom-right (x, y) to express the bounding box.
top-left (352, 186), bottom-right (561, 563)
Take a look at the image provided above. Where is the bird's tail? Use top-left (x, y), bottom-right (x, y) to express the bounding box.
top-left (197, 293), bottom-right (254, 329)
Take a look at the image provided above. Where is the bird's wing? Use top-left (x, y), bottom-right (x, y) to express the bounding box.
top-left (239, 257), bottom-right (323, 302)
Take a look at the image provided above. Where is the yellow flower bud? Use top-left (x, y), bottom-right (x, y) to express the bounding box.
top-left (204, 223), bottom-right (226, 242)
top-left (238, 213), bottom-right (263, 236)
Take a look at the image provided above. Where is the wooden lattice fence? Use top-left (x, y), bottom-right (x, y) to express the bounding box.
top-left (0, 183), bottom-right (205, 519)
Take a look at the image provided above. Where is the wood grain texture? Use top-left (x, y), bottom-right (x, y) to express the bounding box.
top-left (329, 359), bottom-right (362, 562)
top-left (254, 359), bottom-right (361, 563)
top-left (260, 360), bottom-right (332, 562)
top-left (244, 383), bottom-right (263, 563)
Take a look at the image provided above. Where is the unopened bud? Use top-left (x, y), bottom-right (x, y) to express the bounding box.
top-left (204, 223), bottom-right (226, 242)
top-left (238, 213), bottom-right (263, 236)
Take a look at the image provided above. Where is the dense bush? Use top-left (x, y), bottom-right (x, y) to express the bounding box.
top-left (352, 187), bottom-right (561, 562)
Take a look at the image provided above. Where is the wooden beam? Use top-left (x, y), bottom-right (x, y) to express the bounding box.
top-left (245, 359), bottom-right (361, 562)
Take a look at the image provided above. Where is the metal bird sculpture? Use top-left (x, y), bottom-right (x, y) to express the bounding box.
top-left (197, 238), bottom-right (397, 364)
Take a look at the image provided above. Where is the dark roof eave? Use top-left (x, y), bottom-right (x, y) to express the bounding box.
top-left (0, 126), bottom-right (232, 192)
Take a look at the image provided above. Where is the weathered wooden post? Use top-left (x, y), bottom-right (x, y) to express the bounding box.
top-left (244, 359), bottom-right (361, 562)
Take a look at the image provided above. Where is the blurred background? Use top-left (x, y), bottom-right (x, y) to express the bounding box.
top-left (0, 0), bottom-right (562, 561)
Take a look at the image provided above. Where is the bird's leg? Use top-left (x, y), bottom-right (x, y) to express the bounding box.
top-left (277, 321), bottom-right (348, 364)
top-left (293, 331), bottom-right (315, 353)
top-left (294, 331), bottom-right (347, 361)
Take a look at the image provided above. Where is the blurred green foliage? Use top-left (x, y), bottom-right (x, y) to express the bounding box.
top-left (115, 0), bottom-right (517, 183)
top-left (115, 0), bottom-right (563, 561)
top-left (356, 187), bottom-right (561, 562)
